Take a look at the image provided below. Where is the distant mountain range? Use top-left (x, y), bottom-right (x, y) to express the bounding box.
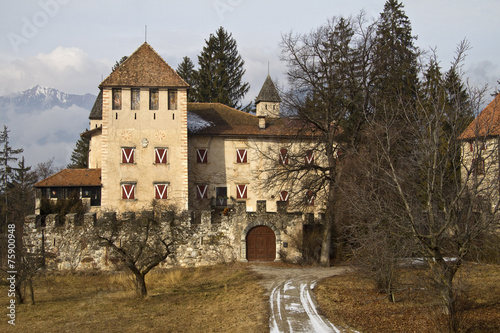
top-left (0, 85), bottom-right (96, 112)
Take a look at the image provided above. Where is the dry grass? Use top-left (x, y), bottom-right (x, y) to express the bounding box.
top-left (315, 262), bottom-right (500, 332)
top-left (0, 263), bottom-right (268, 333)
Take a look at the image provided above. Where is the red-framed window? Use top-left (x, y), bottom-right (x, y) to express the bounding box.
top-left (306, 190), bottom-right (315, 206)
top-left (196, 185), bottom-right (208, 199)
top-left (155, 148), bottom-right (168, 164)
top-left (196, 149), bottom-right (208, 164)
top-left (121, 183), bottom-right (136, 200)
top-left (121, 147), bottom-right (135, 164)
top-left (154, 184), bottom-right (168, 200)
top-left (305, 150), bottom-right (314, 165)
top-left (279, 190), bottom-right (289, 202)
top-left (236, 149), bottom-right (247, 163)
top-left (236, 184), bottom-right (248, 199)
top-left (279, 148), bottom-right (289, 165)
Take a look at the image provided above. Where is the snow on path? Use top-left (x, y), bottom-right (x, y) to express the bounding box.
top-left (269, 278), bottom-right (342, 333)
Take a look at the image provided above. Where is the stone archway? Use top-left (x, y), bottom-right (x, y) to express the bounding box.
top-left (241, 221), bottom-right (281, 262)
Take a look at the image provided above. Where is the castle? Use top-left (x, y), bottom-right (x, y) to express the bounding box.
top-left (27, 42), bottom-right (328, 268)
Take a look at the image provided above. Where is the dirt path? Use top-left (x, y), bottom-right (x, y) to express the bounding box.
top-left (250, 265), bottom-right (351, 333)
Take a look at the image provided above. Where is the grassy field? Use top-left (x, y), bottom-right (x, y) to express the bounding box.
top-left (0, 263), bottom-right (268, 333)
top-left (2, 262), bottom-right (499, 332)
top-left (316, 263), bottom-right (500, 332)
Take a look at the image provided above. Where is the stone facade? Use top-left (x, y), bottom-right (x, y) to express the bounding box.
top-left (25, 200), bottom-right (322, 269)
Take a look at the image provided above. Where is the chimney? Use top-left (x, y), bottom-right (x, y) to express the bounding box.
top-left (258, 116), bottom-right (266, 129)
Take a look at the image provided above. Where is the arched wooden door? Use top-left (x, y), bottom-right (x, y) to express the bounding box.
top-left (246, 226), bottom-right (276, 261)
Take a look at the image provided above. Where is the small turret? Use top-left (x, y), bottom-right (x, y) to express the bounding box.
top-left (255, 75), bottom-right (281, 122)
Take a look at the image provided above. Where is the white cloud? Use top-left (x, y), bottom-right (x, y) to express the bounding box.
top-left (0, 46), bottom-right (108, 95)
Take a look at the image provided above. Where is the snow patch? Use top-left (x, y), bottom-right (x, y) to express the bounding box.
top-left (187, 112), bottom-right (214, 133)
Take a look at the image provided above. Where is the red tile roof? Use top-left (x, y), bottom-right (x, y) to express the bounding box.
top-left (99, 43), bottom-right (189, 88)
top-left (460, 94), bottom-right (500, 139)
top-left (187, 102), bottom-right (317, 137)
top-left (35, 169), bottom-right (101, 187)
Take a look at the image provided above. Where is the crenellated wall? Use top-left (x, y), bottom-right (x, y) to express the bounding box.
top-left (24, 200), bottom-right (323, 270)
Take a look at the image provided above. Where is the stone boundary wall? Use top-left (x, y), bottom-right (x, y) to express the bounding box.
top-left (24, 201), bottom-right (323, 271)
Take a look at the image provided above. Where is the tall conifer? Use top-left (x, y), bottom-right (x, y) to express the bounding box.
top-left (192, 27), bottom-right (249, 109)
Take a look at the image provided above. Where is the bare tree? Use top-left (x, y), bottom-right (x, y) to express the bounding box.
top-left (268, 14), bottom-right (376, 266)
top-left (93, 201), bottom-right (187, 297)
top-left (364, 42), bottom-right (499, 331)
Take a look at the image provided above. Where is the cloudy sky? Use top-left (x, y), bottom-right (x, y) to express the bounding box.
top-left (1, 0), bottom-right (499, 167)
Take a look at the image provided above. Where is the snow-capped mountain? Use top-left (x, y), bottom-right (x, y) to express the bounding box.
top-left (0, 85), bottom-right (96, 112)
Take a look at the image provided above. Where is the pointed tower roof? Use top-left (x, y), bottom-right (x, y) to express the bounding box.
top-left (256, 75), bottom-right (281, 103)
top-left (100, 43), bottom-right (189, 88)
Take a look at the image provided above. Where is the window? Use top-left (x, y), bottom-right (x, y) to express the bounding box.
top-left (305, 150), bottom-right (314, 165)
top-left (216, 187), bottom-right (227, 206)
top-left (196, 149), bottom-right (208, 164)
top-left (112, 88), bottom-right (122, 110)
top-left (131, 88), bottom-right (140, 110)
top-left (236, 184), bottom-right (248, 199)
top-left (306, 190), bottom-right (315, 206)
top-left (168, 90), bottom-right (177, 110)
top-left (236, 149), bottom-right (247, 163)
top-left (279, 191), bottom-right (289, 202)
top-left (121, 147), bottom-right (135, 164)
top-left (469, 142), bottom-right (474, 152)
top-left (155, 148), bottom-right (168, 164)
top-left (279, 148), bottom-right (289, 165)
top-left (196, 185), bottom-right (208, 199)
top-left (472, 158), bottom-right (485, 175)
top-left (154, 183), bottom-right (168, 200)
top-left (149, 88), bottom-right (159, 110)
top-left (121, 183), bottom-right (136, 200)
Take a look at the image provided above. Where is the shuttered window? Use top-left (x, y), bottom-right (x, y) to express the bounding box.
top-left (196, 185), bottom-right (208, 199)
top-left (154, 184), bottom-right (168, 200)
top-left (121, 147), bottom-right (135, 164)
top-left (279, 148), bottom-right (289, 165)
top-left (279, 191), bottom-right (289, 202)
top-left (236, 149), bottom-right (247, 163)
top-left (306, 190), bottom-right (315, 206)
top-left (155, 148), bottom-right (168, 164)
top-left (305, 150), bottom-right (314, 165)
top-left (236, 184), bottom-right (248, 199)
top-left (121, 183), bottom-right (136, 200)
top-left (196, 149), bottom-right (208, 164)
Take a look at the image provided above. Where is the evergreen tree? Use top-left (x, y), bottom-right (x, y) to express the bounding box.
top-left (372, 0), bottom-right (419, 107)
top-left (176, 56), bottom-right (197, 102)
top-left (67, 136), bottom-right (89, 169)
top-left (0, 126), bottom-right (23, 192)
top-left (0, 125), bottom-right (23, 231)
top-left (192, 27), bottom-right (250, 109)
top-left (112, 56), bottom-right (128, 71)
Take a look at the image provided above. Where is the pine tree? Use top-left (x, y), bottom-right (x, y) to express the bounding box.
top-left (176, 56), bottom-right (197, 102)
top-left (67, 136), bottom-right (89, 169)
top-left (0, 125), bottom-right (23, 232)
top-left (192, 27), bottom-right (250, 109)
top-left (372, 0), bottom-right (419, 107)
top-left (0, 126), bottom-right (23, 192)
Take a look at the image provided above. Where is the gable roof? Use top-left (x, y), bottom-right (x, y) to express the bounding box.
top-left (255, 75), bottom-right (281, 103)
top-left (99, 43), bottom-right (189, 88)
top-left (35, 169), bottom-right (101, 188)
top-left (187, 102), bottom-right (314, 137)
top-left (459, 94), bottom-right (500, 140)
